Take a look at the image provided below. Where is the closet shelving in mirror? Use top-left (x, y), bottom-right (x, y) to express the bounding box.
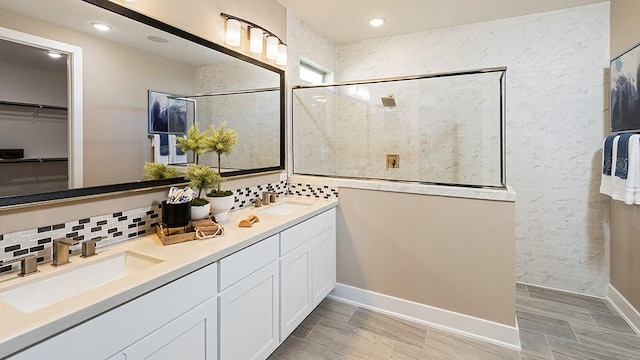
top-left (0, 100), bottom-right (67, 122)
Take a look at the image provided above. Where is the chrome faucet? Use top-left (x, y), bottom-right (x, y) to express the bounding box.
top-left (81, 236), bottom-right (106, 258)
top-left (262, 191), bottom-right (277, 205)
top-left (52, 237), bottom-right (79, 267)
top-left (4, 254), bottom-right (39, 277)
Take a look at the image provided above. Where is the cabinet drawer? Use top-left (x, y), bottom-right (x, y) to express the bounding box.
top-left (219, 234), bottom-right (279, 291)
top-left (280, 208), bottom-right (335, 256)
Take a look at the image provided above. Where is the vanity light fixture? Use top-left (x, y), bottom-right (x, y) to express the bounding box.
top-left (92, 22), bottom-right (111, 32)
top-left (369, 17), bottom-right (385, 27)
top-left (221, 13), bottom-right (287, 66)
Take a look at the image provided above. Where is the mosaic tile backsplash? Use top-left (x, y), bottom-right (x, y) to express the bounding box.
top-left (0, 179), bottom-right (313, 274)
top-left (0, 205), bottom-right (160, 274)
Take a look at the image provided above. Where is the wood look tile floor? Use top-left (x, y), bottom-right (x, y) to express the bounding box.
top-left (269, 284), bottom-right (640, 360)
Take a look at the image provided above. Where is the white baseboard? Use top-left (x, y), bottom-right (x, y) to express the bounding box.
top-left (606, 284), bottom-right (640, 336)
top-left (329, 283), bottom-right (521, 350)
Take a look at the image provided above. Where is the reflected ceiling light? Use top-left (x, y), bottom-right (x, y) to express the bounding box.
top-left (369, 17), bottom-right (385, 27)
top-left (47, 51), bottom-right (63, 59)
top-left (221, 13), bottom-right (287, 66)
top-left (249, 27), bottom-right (263, 53)
top-left (147, 35), bottom-right (169, 43)
top-left (92, 22), bottom-right (111, 31)
top-left (225, 18), bottom-right (241, 47)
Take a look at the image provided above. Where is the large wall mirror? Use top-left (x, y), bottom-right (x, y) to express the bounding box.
top-left (0, 0), bottom-right (285, 207)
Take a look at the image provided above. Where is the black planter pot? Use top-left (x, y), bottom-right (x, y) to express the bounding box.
top-left (161, 200), bottom-right (191, 228)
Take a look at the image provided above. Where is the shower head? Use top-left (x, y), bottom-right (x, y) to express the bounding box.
top-left (381, 94), bottom-right (396, 107)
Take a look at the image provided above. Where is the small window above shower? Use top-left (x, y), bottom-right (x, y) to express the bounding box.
top-left (299, 58), bottom-right (328, 84)
top-left (291, 67), bottom-right (507, 188)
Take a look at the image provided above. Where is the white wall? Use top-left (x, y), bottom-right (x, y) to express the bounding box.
top-left (324, 4), bottom-right (609, 295)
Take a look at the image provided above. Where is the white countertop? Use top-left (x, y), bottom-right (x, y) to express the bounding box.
top-left (0, 196), bottom-right (338, 359)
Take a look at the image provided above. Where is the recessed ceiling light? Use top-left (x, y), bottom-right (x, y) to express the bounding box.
top-left (369, 18), bottom-right (385, 27)
top-left (47, 51), bottom-right (63, 59)
top-left (147, 35), bottom-right (169, 44)
top-left (92, 22), bottom-right (111, 32)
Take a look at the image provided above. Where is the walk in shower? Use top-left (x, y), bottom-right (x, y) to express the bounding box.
top-left (291, 67), bottom-right (506, 188)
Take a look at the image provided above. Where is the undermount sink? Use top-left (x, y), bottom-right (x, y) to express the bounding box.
top-left (259, 201), bottom-right (312, 216)
top-left (0, 251), bottom-right (163, 313)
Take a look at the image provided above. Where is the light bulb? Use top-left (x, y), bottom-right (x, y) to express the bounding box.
top-left (225, 19), bottom-right (241, 47)
top-left (276, 44), bottom-right (287, 66)
top-left (266, 36), bottom-right (278, 60)
top-left (249, 27), bottom-right (263, 53)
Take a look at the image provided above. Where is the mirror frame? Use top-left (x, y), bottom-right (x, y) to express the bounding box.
top-left (0, 0), bottom-right (285, 208)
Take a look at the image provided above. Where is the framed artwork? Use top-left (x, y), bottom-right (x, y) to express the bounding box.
top-left (611, 43), bottom-right (640, 133)
top-left (148, 90), bottom-right (195, 134)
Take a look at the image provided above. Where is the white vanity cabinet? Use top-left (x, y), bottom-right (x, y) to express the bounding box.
top-left (9, 264), bottom-right (218, 360)
top-left (218, 235), bottom-right (280, 360)
top-left (279, 208), bottom-right (336, 341)
top-left (5, 203), bottom-right (338, 360)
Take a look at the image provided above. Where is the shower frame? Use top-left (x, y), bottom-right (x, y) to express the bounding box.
top-left (291, 66), bottom-right (507, 189)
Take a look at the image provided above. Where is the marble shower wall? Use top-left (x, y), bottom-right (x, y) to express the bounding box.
top-left (286, 10), bottom-right (338, 174)
top-left (336, 4), bottom-right (611, 295)
top-left (292, 72), bottom-right (503, 186)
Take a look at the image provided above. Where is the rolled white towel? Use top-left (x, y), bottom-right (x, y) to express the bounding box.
top-left (627, 135), bottom-right (640, 205)
top-left (611, 136), bottom-right (625, 201)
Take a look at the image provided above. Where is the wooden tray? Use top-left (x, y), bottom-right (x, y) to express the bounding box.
top-left (155, 224), bottom-right (195, 245)
top-left (155, 217), bottom-right (220, 246)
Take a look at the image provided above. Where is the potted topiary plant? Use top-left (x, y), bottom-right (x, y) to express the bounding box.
top-left (184, 164), bottom-right (222, 220)
top-left (204, 122), bottom-right (238, 222)
top-left (176, 122), bottom-right (219, 220)
top-left (142, 162), bottom-right (181, 180)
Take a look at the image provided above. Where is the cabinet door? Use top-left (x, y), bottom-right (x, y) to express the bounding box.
top-left (279, 240), bottom-right (313, 341)
top-left (121, 297), bottom-right (217, 360)
top-left (312, 229), bottom-right (336, 306)
top-left (218, 261), bottom-right (279, 360)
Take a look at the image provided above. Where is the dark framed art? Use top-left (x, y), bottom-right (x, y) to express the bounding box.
top-left (148, 90), bottom-right (195, 134)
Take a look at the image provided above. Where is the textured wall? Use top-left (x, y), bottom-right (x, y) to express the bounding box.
top-left (335, 4), bottom-right (611, 295)
top-left (286, 10), bottom-right (338, 174)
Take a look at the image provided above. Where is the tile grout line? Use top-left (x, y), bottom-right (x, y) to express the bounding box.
top-left (345, 304), bottom-right (358, 324)
top-left (303, 316), bottom-right (322, 340)
top-left (584, 310), bottom-right (598, 331)
top-left (543, 334), bottom-right (557, 360)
